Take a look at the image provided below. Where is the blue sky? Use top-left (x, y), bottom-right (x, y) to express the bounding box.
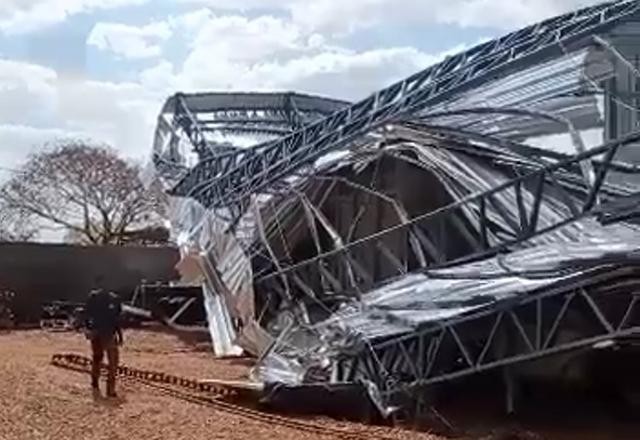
top-left (0, 0), bottom-right (598, 174)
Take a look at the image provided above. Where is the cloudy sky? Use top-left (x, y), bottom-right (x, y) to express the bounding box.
top-left (0, 0), bottom-right (600, 176)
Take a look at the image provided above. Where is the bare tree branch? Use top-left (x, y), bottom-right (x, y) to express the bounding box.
top-left (0, 140), bottom-right (169, 245)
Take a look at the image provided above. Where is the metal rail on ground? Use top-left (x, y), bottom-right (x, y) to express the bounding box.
top-left (50, 354), bottom-right (406, 440)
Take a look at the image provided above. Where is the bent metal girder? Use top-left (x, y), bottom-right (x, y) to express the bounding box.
top-left (171, 0), bottom-right (640, 210)
top-left (335, 268), bottom-right (640, 407)
top-left (255, 129), bottom-right (640, 297)
top-left (160, 92), bottom-right (350, 162)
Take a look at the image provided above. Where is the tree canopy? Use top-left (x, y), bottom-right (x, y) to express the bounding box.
top-left (0, 141), bottom-right (168, 245)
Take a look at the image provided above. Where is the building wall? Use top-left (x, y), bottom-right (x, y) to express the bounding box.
top-left (0, 243), bottom-right (179, 323)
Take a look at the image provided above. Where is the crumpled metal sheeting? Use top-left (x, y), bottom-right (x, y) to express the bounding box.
top-left (236, 319), bottom-right (274, 359)
top-left (249, 141), bottom-right (640, 360)
top-left (164, 196), bottom-right (255, 356)
top-left (163, 147), bottom-right (358, 356)
top-left (252, 330), bottom-right (326, 384)
top-left (516, 216), bottom-right (640, 249)
top-left (315, 274), bottom-right (563, 341)
top-left (402, 143), bottom-right (582, 245)
top-left (245, 179), bottom-right (336, 261)
top-left (334, 225), bottom-right (640, 337)
top-left (198, 215), bottom-right (256, 355)
top-left (208, 227), bottom-right (256, 323)
top-left (595, 192), bottom-right (640, 223)
top-left (407, 141), bottom-right (638, 249)
top-left (256, 222), bottom-right (640, 386)
top-left (171, 198), bottom-right (254, 292)
top-left (202, 283), bottom-right (243, 357)
top-left (420, 48), bottom-right (610, 140)
top-left (251, 352), bottom-right (308, 385)
top-left (435, 224), bottom-right (640, 278)
top-left (243, 146), bottom-right (384, 262)
top-left (149, 115), bottom-right (197, 189)
top-left (158, 92), bottom-right (350, 118)
top-left (248, 135), bottom-right (638, 290)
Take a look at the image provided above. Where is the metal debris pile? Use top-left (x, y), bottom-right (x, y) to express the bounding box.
top-left (148, 0), bottom-right (640, 418)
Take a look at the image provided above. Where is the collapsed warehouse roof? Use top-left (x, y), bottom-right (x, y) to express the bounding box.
top-left (149, 0), bottom-right (640, 417)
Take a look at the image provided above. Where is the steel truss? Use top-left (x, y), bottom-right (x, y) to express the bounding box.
top-left (255, 130), bottom-right (640, 298)
top-left (335, 268), bottom-right (640, 406)
top-left (158, 92), bottom-right (349, 161)
top-left (171, 0), bottom-right (640, 210)
top-left (128, 283), bottom-right (206, 327)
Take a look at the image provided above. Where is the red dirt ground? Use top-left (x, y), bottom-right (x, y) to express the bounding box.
top-left (0, 329), bottom-right (440, 440)
top-left (1, 328), bottom-right (636, 440)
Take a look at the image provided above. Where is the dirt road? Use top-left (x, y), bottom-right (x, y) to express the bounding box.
top-left (0, 329), bottom-right (437, 440)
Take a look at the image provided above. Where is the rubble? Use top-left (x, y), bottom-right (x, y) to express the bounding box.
top-left (148, 0), bottom-right (640, 422)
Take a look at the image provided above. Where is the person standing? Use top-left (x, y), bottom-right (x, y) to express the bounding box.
top-left (84, 282), bottom-right (123, 397)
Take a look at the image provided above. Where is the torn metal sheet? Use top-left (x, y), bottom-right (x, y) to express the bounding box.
top-left (202, 283), bottom-right (243, 357)
top-left (253, 225), bottom-right (640, 412)
top-left (145, 0), bottom-right (640, 416)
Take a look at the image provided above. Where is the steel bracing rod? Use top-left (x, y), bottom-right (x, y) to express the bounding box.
top-left (309, 174), bottom-right (428, 266)
top-left (371, 266), bottom-right (631, 350)
top-left (192, 110), bottom-right (565, 207)
top-left (397, 123), bottom-right (566, 164)
top-left (172, 93), bottom-right (348, 163)
top-left (201, 125), bottom-right (291, 136)
top-left (352, 275), bottom-right (640, 395)
top-left (376, 241), bottom-right (408, 275)
top-left (151, 110), bottom-right (195, 183)
top-left (174, 93), bottom-right (213, 158)
top-left (583, 143), bottom-right (621, 212)
top-left (544, 292), bottom-right (576, 349)
top-left (254, 130), bottom-right (640, 288)
top-left (172, 0), bottom-right (640, 206)
top-left (477, 313), bottom-right (504, 365)
top-left (398, 122), bottom-right (640, 178)
top-left (199, 115), bottom-right (292, 125)
top-left (415, 106), bottom-right (593, 187)
top-left (167, 297), bottom-right (197, 326)
top-left (579, 288), bottom-right (614, 333)
top-left (509, 310), bottom-right (536, 353)
top-left (169, 95), bottom-right (350, 191)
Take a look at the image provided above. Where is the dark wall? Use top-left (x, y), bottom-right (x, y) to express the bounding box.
top-left (0, 242), bottom-right (180, 323)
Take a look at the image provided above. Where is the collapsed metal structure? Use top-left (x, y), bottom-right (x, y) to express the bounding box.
top-left (150, 0), bottom-right (640, 417)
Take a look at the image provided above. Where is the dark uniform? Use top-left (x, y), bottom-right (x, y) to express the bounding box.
top-left (85, 289), bottom-right (123, 397)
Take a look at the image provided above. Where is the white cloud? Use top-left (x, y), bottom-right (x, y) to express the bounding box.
top-left (0, 59), bottom-right (57, 124)
top-left (0, 124), bottom-right (84, 169)
top-left (54, 78), bottom-right (161, 159)
top-left (435, 0), bottom-right (601, 29)
top-left (184, 0), bottom-right (603, 32)
top-left (292, 0), bottom-right (605, 32)
top-left (0, 0), bottom-right (149, 34)
top-left (4, 0), bottom-right (603, 177)
top-left (177, 0), bottom-right (283, 10)
top-left (185, 14), bottom-right (305, 63)
top-left (175, 45), bottom-right (452, 100)
top-left (0, 58), bottom-right (161, 170)
top-left (139, 11), bottom-right (466, 101)
top-left (0, 7), bottom-right (467, 172)
top-left (88, 21), bottom-right (172, 59)
top-left (139, 60), bottom-right (178, 93)
top-left (257, 46), bottom-right (460, 100)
